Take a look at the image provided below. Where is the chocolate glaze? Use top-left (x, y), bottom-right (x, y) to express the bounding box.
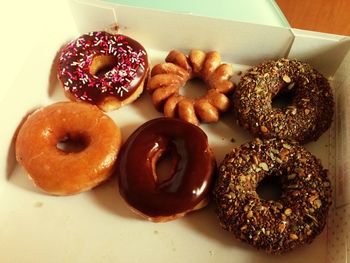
top-left (213, 138), bottom-right (332, 254)
top-left (58, 31), bottom-right (148, 105)
top-left (234, 58), bottom-right (334, 144)
top-left (118, 118), bottom-right (216, 218)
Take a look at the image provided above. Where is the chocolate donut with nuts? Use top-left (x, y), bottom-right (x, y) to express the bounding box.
top-left (213, 138), bottom-right (332, 254)
top-left (234, 58), bottom-right (334, 144)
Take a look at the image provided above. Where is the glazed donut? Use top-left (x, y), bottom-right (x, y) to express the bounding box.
top-left (213, 138), bottom-right (332, 254)
top-left (58, 31), bottom-right (149, 111)
top-left (147, 50), bottom-right (235, 125)
top-left (15, 102), bottom-right (122, 195)
top-left (118, 117), bottom-right (216, 222)
top-left (234, 58), bottom-right (334, 144)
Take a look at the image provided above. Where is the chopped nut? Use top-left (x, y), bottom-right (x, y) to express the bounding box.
top-left (251, 155), bottom-right (259, 165)
top-left (287, 173), bottom-right (296, 180)
top-left (299, 158), bottom-right (307, 164)
top-left (259, 162), bottom-right (269, 171)
top-left (291, 107), bottom-right (297, 115)
top-left (282, 143), bottom-right (291, 149)
top-left (271, 148), bottom-right (279, 154)
top-left (243, 107), bottom-right (250, 114)
top-left (275, 202), bottom-right (283, 209)
top-left (309, 195), bottom-right (318, 203)
top-left (284, 208), bottom-right (292, 216)
top-left (292, 190), bottom-right (300, 196)
top-left (238, 176), bottom-right (246, 182)
top-left (279, 148), bottom-right (290, 159)
top-left (224, 194), bottom-right (232, 199)
top-left (276, 157), bottom-right (283, 164)
top-left (314, 199), bottom-right (322, 208)
top-left (247, 210), bottom-right (253, 218)
top-left (283, 75), bottom-right (291, 83)
top-left (295, 167), bottom-right (305, 176)
top-left (290, 233), bottom-right (299, 240)
top-left (278, 223), bottom-right (286, 233)
top-left (306, 214), bottom-right (318, 223)
top-left (287, 82), bottom-right (295, 90)
top-left (260, 125), bottom-right (269, 133)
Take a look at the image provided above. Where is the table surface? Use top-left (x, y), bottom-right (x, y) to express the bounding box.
top-left (276, 0), bottom-right (350, 36)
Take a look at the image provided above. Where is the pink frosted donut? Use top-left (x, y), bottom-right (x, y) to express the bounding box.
top-left (57, 31), bottom-right (149, 111)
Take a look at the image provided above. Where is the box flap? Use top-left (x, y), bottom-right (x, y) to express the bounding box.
top-left (70, 0), bottom-right (294, 65)
top-left (288, 29), bottom-right (350, 77)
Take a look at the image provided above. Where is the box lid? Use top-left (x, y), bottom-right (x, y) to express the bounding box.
top-left (103, 0), bottom-right (290, 27)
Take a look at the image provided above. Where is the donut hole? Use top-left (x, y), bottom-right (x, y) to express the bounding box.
top-left (154, 147), bottom-right (179, 185)
top-left (271, 86), bottom-right (296, 109)
top-left (179, 78), bottom-right (208, 99)
top-left (256, 176), bottom-right (283, 201)
top-left (56, 134), bottom-right (88, 153)
top-left (90, 55), bottom-right (118, 77)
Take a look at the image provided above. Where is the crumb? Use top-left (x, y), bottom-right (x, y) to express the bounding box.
top-left (237, 71), bottom-right (242, 76)
top-left (209, 250), bottom-right (214, 256)
top-left (153, 230), bottom-right (159, 234)
top-left (221, 137), bottom-right (225, 141)
top-left (231, 138), bottom-right (236, 143)
top-left (113, 24), bottom-right (119, 31)
top-left (34, 201), bottom-right (43, 207)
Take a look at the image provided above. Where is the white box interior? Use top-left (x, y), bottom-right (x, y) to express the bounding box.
top-left (0, 0), bottom-right (349, 262)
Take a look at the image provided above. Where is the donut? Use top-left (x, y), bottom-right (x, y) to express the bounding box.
top-left (147, 50), bottom-right (235, 125)
top-left (234, 58), bottom-right (334, 144)
top-left (15, 102), bottom-right (122, 195)
top-left (118, 117), bottom-right (216, 222)
top-left (213, 138), bottom-right (332, 254)
top-left (57, 31), bottom-right (149, 111)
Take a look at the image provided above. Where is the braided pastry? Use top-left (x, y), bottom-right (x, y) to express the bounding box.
top-left (147, 50), bottom-right (235, 125)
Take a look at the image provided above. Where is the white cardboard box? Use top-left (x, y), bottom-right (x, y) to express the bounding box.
top-left (0, 0), bottom-right (349, 262)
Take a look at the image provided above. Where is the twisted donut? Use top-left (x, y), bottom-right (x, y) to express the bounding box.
top-left (147, 50), bottom-right (235, 125)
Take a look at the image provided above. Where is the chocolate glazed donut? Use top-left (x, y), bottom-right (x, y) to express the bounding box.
top-left (118, 118), bottom-right (216, 222)
top-left (213, 138), bottom-right (332, 254)
top-left (234, 58), bottom-right (334, 144)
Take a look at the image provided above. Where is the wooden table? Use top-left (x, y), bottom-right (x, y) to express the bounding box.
top-left (276, 0), bottom-right (350, 36)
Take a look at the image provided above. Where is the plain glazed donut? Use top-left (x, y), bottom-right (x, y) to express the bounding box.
top-left (213, 138), bottom-right (332, 254)
top-left (147, 50), bottom-right (235, 125)
top-left (58, 31), bottom-right (149, 111)
top-left (234, 58), bottom-right (334, 144)
top-left (118, 117), bottom-right (216, 222)
top-left (15, 102), bottom-right (122, 195)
